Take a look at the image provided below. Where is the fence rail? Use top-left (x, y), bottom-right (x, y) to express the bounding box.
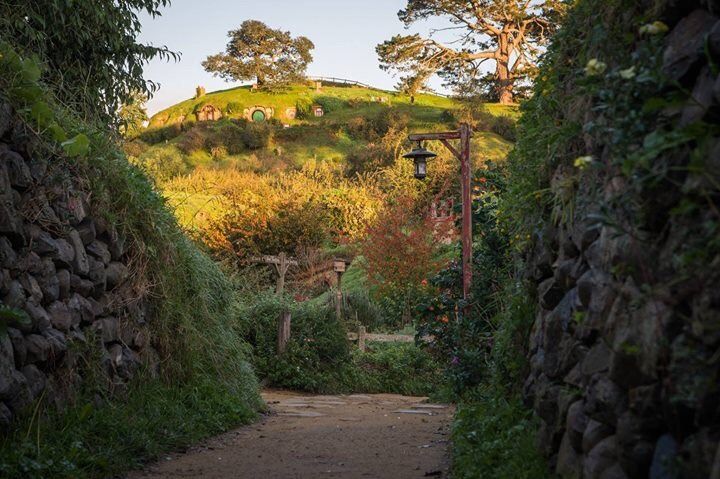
top-left (347, 326), bottom-right (431, 351)
top-left (307, 76), bottom-right (453, 99)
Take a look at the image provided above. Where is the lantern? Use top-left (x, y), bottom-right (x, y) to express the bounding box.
top-left (402, 142), bottom-right (437, 180)
top-left (333, 258), bottom-right (347, 273)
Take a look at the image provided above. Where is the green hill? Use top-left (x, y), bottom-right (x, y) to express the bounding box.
top-left (134, 82), bottom-right (516, 178)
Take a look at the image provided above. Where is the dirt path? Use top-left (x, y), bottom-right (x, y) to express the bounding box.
top-left (127, 389), bottom-right (454, 479)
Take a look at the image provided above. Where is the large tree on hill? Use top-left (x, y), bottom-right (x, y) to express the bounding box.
top-left (203, 20), bottom-right (315, 90)
top-left (377, 0), bottom-right (565, 104)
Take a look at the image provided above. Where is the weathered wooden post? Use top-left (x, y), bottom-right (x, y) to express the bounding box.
top-left (277, 310), bottom-right (291, 354)
top-left (247, 253), bottom-right (299, 355)
top-left (333, 258), bottom-right (347, 321)
top-left (357, 325), bottom-right (367, 352)
top-left (406, 124), bottom-right (473, 313)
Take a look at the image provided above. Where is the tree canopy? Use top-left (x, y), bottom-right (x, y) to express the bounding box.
top-left (377, 0), bottom-right (565, 104)
top-left (203, 20), bottom-right (315, 90)
top-left (0, 0), bottom-right (177, 125)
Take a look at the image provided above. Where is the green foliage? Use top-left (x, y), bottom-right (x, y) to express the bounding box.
top-left (132, 144), bottom-right (189, 182)
top-left (242, 121), bottom-right (273, 150)
top-left (0, 0), bottom-right (177, 124)
top-left (452, 386), bottom-right (548, 479)
top-left (0, 305), bottom-right (31, 336)
top-left (377, 0), bottom-right (566, 101)
top-left (242, 293), bottom-right (441, 395)
top-left (0, 377), bottom-right (258, 479)
top-left (0, 39), bottom-right (261, 478)
top-left (203, 20), bottom-right (314, 90)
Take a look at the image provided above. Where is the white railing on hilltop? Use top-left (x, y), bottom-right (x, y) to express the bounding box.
top-left (307, 76), bottom-right (453, 98)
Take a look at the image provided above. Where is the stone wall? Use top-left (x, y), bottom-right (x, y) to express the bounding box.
top-left (522, 4), bottom-right (720, 479)
top-left (0, 103), bottom-right (156, 429)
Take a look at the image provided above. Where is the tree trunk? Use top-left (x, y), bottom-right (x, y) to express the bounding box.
top-left (495, 33), bottom-right (514, 104)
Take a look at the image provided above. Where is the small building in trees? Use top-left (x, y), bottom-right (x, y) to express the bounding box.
top-left (196, 104), bottom-right (222, 121)
top-left (285, 107), bottom-right (297, 120)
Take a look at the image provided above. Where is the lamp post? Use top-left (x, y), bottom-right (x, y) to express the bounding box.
top-left (403, 123), bottom-right (473, 304)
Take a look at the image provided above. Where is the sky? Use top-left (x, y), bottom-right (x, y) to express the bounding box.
top-left (139, 0), bottom-right (452, 115)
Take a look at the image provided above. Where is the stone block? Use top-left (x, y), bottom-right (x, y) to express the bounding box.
top-left (1, 148), bottom-right (32, 189)
top-left (24, 301), bottom-right (51, 332)
top-left (584, 435), bottom-right (618, 479)
top-left (67, 229), bottom-right (89, 276)
top-left (105, 262), bottom-right (128, 289)
top-left (663, 10), bottom-right (719, 83)
top-left (56, 269), bottom-right (71, 299)
top-left (76, 218), bottom-right (96, 245)
top-left (47, 301), bottom-right (72, 331)
top-left (52, 238), bottom-right (75, 267)
top-left (0, 237), bottom-right (17, 269)
top-left (20, 364), bottom-right (46, 400)
top-left (86, 240), bottom-right (111, 264)
top-left (24, 334), bottom-right (50, 364)
top-left (6, 328), bottom-right (26, 368)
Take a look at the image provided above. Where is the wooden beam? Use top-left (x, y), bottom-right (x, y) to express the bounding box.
top-left (247, 255), bottom-right (299, 266)
top-left (408, 131), bottom-right (461, 141)
top-left (440, 139), bottom-right (462, 160)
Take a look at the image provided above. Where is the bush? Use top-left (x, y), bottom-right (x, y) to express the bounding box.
top-left (452, 386), bottom-right (547, 479)
top-left (178, 124), bottom-right (209, 153)
top-left (133, 144), bottom-right (189, 182)
top-left (211, 121), bottom-right (247, 154)
top-left (242, 121), bottom-right (272, 150)
top-left (137, 123), bottom-right (183, 144)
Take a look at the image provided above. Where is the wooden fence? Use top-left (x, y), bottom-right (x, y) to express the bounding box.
top-left (346, 326), bottom-right (431, 352)
top-left (307, 76), bottom-right (453, 99)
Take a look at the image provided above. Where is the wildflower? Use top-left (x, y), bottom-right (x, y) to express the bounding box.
top-left (639, 21), bottom-right (669, 35)
top-left (574, 155), bottom-right (594, 169)
top-left (619, 66), bottom-right (636, 79)
top-left (584, 58), bottom-right (607, 76)
top-left (478, 177), bottom-right (487, 184)
top-left (439, 315), bottom-right (449, 323)
top-left (421, 279), bottom-right (428, 286)
top-left (450, 356), bottom-right (460, 365)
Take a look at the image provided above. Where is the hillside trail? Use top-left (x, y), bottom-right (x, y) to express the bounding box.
top-left (126, 389), bottom-right (453, 479)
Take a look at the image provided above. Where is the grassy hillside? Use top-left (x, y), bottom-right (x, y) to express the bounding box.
top-left (149, 82), bottom-right (509, 128)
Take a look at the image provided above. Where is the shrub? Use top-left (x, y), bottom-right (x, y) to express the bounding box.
top-left (212, 121), bottom-right (247, 154)
top-left (178, 124), bottom-right (209, 153)
top-left (295, 98), bottom-right (313, 119)
top-left (133, 144), bottom-right (189, 182)
top-left (315, 96), bottom-right (346, 114)
top-left (242, 121), bottom-right (272, 150)
top-left (137, 123), bottom-right (183, 144)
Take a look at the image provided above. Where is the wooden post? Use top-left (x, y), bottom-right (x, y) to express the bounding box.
top-left (277, 311), bottom-right (291, 354)
top-left (247, 253), bottom-right (297, 296)
top-left (358, 325), bottom-right (366, 352)
top-left (409, 125), bottom-right (473, 313)
top-left (459, 123), bottom-right (473, 305)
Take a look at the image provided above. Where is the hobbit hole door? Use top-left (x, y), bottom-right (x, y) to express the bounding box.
top-left (252, 109), bottom-right (266, 122)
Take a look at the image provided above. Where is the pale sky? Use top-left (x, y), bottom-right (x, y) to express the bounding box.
top-left (139, 0), bottom-right (455, 114)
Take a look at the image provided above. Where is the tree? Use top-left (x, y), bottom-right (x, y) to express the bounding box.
top-left (377, 0), bottom-right (565, 104)
top-left (119, 92), bottom-right (149, 138)
top-left (397, 72), bottom-right (432, 103)
top-left (0, 0), bottom-right (177, 125)
top-left (203, 20), bottom-right (314, 90)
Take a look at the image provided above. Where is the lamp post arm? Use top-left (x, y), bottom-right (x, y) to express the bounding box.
top-left (440, 139), bottom-right (462, 160)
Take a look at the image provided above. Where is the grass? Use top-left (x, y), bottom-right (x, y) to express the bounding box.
top-left (150, 84), bottom-right (464, 128)
top-left (0, 377), bottom-right (260, 478)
